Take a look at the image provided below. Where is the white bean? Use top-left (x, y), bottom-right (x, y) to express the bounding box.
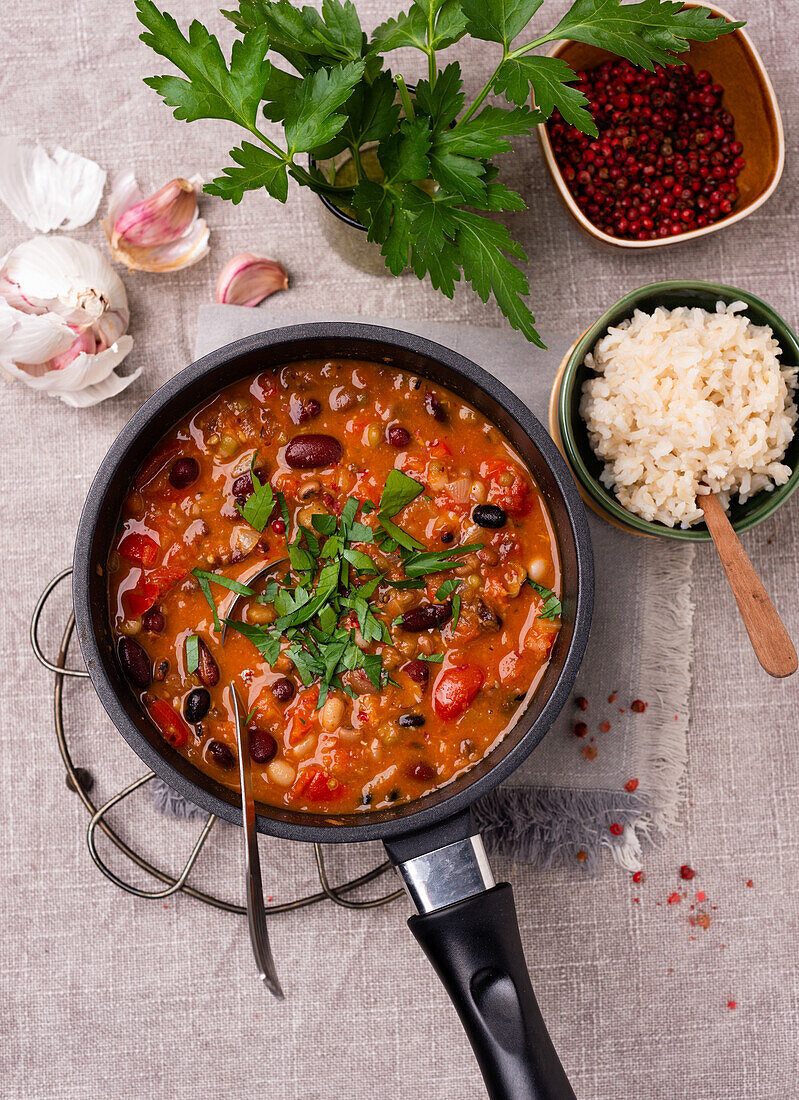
top-left (267, 759), bottom-right (296, 786)
top-left (320, 694), bottom-right (345, 731)
top-left (528, 557), bottom-right (548, 582)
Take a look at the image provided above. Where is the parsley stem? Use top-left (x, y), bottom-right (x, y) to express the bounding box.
top-left (395, 73), bottom-right (415, 121)
top-left (459, 52), bottom-right (508, 124)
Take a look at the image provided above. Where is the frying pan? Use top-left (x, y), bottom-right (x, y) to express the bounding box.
top-left (73, 324), bottom-right (593, 1100)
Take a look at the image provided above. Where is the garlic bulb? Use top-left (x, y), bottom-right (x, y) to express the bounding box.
top-left (0, 139), bottom-right (106, 233)
top-left (216, 253), bottom-right (288, 307)
top-left (103, 171), bottom-right (210, 272)
top-left (0, 236), bottom-right (138, 407)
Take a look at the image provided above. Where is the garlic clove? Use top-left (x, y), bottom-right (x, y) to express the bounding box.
top-left (216, 252), bottom-right (288, 307)
top-left (0, 139), bottom-right (106, 233)
top-left (103, 171), bottom-right (210, 273)
top-left (0, 300), bottom-right (74, 367)
top-left (113, 177), bottom-right (200, 248)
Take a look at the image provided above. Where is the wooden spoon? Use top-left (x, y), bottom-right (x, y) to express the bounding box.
top-left (699, 493), bottom-right (797, 678)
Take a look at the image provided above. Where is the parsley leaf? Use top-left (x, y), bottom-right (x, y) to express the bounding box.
top-left (206, 141), bottom-right (289, 203)
top-left (224, 619), bottom-right (282, 663)
top-left (527, 579), bottom-right (562, 620)
top-left (435, 577), bottom-right (459, 601)
top-left (544, 0), bottom-right (741, 70)
top-left (379, 469), bottom-right (425, 516)
top-left (417, 652), bottom-right (445, 663)
top-left (185, 634), bottom-right (200, 673)
top-left (283, 60), bottom-right (365, 154)
top-left (493, 55), bottom-right (596, 134)
top-left (236, 459), bottom-right (275, 531)
top-left (137, 1), bottom-right (272, 129)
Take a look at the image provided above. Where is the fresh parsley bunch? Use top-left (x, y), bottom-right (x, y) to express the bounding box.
top-left (136, 0), bottom-right (739, 345)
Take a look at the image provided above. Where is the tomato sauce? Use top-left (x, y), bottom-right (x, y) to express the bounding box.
top-left (108, 359), bottom-right (561, 813)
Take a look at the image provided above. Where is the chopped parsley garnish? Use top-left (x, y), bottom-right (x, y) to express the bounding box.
top-left (527, 579), bottom-right (562, 620)
top-left (194, 471), bottom-right (488, 708)
top-left (185, 633), bottom-right (200, 673)
top-left (236, 452), bottom-right (275, 532)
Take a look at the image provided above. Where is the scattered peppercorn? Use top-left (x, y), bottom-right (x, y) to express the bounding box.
top-left (609, 822), bottom-right (624, 836)
top-left (576, 850), bottom-right (587, 862)
top-left (625, 778), bottom-right (639, 792)
top-left (573, 721), bottom-right (588, 737)
top-left (582, 744), bottom-right (598, 760)
top-left (631, 699), bottom-right (648, 713)
top-left (632, 870), bottom-right (644, 883)
top-left (575, 696), bottom-right (588, 711)
top-left (680, 865), bottom-right (696, 880)
top-left (600, 720), bottom-right (611, 733)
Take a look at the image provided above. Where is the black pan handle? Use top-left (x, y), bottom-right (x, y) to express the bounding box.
top-left (409, 882), bottom-right (575, 1100)
top-left (385, 817), bottom-right (574, 1100)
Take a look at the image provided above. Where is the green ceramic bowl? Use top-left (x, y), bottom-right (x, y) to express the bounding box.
top-left (558, 280), bottom-right (799, 541)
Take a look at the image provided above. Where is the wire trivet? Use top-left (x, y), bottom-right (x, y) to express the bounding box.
top-left (32, 568), bottom-right (404, 916)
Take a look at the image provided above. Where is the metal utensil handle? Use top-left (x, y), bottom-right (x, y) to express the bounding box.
top-left (232, 687), bottom-right (284, 1000)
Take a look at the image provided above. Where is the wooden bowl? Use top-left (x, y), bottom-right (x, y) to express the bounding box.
top-left (536, 2), bottom-right (784, 251)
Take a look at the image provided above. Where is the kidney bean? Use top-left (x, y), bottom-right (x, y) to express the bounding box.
top-left (398, 713), bottom-right (425, 728)
top-left (291, 395), bottom-right (322, 424)
top-left (387, 424), bottom-right (411, 448)
top-left (142, 608), bottom-right (165, 634)
top-left (272, 677), bottom-right (296, 703)
top-left (196, 639), bottom-right (219, 687)
top-left (424, 392), bottom-right (447, 422)
top-left (169, 457), bottom-right (200, 489)
top-left (403, 659), bottom-right (430, 684)
top-left (476, 602), bottom-right (503, 631)
top-left (472, 503), bottom-right (507, 529)
top-left (207, 740), bottom-right (236, 769)
top-left (118, 637), bottom-right (151, 689)
top-left (249, 729), bottom-right (278, 763)
top-left (231, 464), bottom-right (269, 500)
top-left (399, 603), bottom-right (452, 631)
top-left (285, 434), bottom-right (342, 469)
top-left (409, 762), bottom-right (436, 782)
top-left (184, 687), bottom-right (211, 723)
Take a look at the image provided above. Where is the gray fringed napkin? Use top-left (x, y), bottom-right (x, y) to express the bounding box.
top-left (151, 304), bottom-right (695, 873)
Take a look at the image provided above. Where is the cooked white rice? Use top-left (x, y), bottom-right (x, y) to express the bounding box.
top-left (579, 301), bottom-right (798, 528)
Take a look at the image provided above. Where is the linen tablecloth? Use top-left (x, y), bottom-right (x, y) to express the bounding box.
top-left (1, 2), bottom-right (798, 1097)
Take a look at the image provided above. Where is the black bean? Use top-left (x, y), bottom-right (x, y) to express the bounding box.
top-left (196, 639), bottom-right (219, 687)
top-left (249, 729), bottom-right (277, 764)
top-left (207, 740), bottom-right (236, 769)
top-left (118, 637), bottom-right (151, 689)
top-left (472, 503), bottom-right (507, 529)
top-left (272, 677), bottom-right (295, 704)
top-left (154, 659), bottom-right (169, 681)
top-left (387, 424), bottom-right (411, 448)
top-left (424, 392), bottom-right (447, 422)
top-left (440, 531), bottom-right (454, 544)
top-left (403, 660), bottom-right (430, 685)
top-left (142, 608), bottom-right (165, 634)
top-left (285, 434), bottom-right (342, 469)
top-left (398, 713), bottom-right (425, 728)
top-left (361, 792), bottom-right (372, 806)
top-left (169, 457), bottom-right (199, 489)
top-left (399, 603), bottom-right (452, 631)
top-left (184, 687), bottom-right (211, 723)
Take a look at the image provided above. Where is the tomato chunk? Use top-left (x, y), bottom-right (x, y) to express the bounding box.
top-left (148, 699), bottom-right (190, 748)
top-left (123, 583), bottom-right (159, 617)
top-left (149, 566), bottom-right (187, 593)
top-left (118, 532), bottom-right (159, 567)
top-left (293, 765), bottom-right (346, 802)
top-left (433, 666), bottom-right (485, 721)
